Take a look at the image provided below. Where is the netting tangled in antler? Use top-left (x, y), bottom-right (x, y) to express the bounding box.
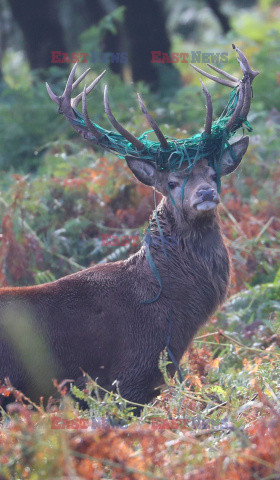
top-left (46, 44), bottom-right (259, 193)
top-left (71, 85), bottom-right (248, 176)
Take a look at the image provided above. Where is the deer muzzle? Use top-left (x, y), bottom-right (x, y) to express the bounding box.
top-left (193, 187), bottom-right (219, 212)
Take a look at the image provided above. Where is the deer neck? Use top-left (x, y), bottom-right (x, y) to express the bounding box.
top-left (136, 198), bottom-right (230, 308)
top-left (145, 198), bottom-right (224, 252)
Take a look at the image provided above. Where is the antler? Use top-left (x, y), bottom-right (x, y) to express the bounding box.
top-left (46, 64), bottom-right (147, 151)
top-left (191, 44), bottom-right (259, 134)
top-left (104, 85), bottom-right (145, 150)
top-left (200, 80), bottom-right (213, 135)
top-left (46, 64), bottom-right (107, 141)
top-left (136, 93), bottom-right (169, 149)
top-left (46, 64), bottom-right (170, 153)
top-left (46, 45), bottom-right (258, 167)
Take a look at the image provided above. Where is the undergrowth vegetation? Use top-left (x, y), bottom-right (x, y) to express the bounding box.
top-left (0, 1), bottom-right (280, 478)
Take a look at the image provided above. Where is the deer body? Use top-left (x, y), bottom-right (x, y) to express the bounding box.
top-left (0, 197), bottom-right (229, 406)
top-left (0, 45), bottom-right (258, 408)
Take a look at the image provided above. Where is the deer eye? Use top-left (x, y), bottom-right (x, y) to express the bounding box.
top-left (168, 181), bottom-right (178, 190)
top-left (211, 173), bottom-right (217, 182)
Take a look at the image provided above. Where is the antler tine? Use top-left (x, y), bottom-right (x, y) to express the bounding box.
top-left (72, 68), bottom-right (91, 90)
top-left (226, 83), bottom-right (244, 131)
top-left (46, 63), bottom-right (81, 119)
top-left (200, 79), bottom-right (213, 135)
top-left (46, 63), bottom-right (80, 108)
top-left (137, 93), bottom-right (169, 149)
top-left (63, 62), bottom-right (78, 100)
top-left (230, 45), bottom-right (259, 122)
top-left (104, 85), bottom-right (145, 151)
top-left (239, 79), bottom-right (252, 120)
top-left (190, 63), bottom-right (238, 88)
top-left (46, 82), bottom-right (60, 105)
top-left (82, 85), bottom-right (102, 139)
top-left (71, 70), bottom-right (106, 109)
top-left (232, 44), bottom-right (259, 83)
top-left (47, 66), bottom-right (108, 141)
top-left (206, 64), bottom-right (239, 83)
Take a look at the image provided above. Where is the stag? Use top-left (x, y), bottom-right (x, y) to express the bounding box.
top-left (0, 46), bottom-right (258, 410)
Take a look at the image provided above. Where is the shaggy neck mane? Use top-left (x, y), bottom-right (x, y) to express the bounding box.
top-left (127, 196), bottom-right (230, 314)
top-left (128, 197), bottom-right (230, 366)
top-left (147, 198), bottom-right (222, 247)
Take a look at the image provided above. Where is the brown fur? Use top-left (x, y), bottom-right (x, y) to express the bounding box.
top-left (0, 147), bottom-right (250, 409)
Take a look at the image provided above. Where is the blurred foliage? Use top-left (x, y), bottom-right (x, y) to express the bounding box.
top-left (0, 2), bottom-right (280, 478)
top-left (0, 22), bottom-right (279, 289)
top-left (79, 6), bottom-right (126, 55)
top-left (1, 274), bottom-right (280, 479)
top-left (0, 65), bottom-right (64, 169)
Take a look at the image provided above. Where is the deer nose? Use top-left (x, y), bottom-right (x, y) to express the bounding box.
top-left (197, 187), bottom-right (216, 202)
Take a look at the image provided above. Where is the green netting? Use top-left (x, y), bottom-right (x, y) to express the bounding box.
top-left (71, 85), bottom-right (252, 193)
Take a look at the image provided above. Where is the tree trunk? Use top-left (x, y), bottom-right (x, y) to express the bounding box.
top-left (85, 0), bottom-right (123, 76)
top-left (122, 0), bottom-right (175, 87)
top-left (205, 0), bottom-right (230, 34)
top-left (86, 0), bottom-right (180, 89)
top-left (7, 0), bottom-right (66, 70)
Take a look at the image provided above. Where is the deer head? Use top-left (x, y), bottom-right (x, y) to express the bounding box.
top-left (46, 45), bottom-right (258, 225)
top-left (124, 137), bottom-right (248, 226)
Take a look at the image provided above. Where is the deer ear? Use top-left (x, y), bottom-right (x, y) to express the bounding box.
top-left (125, 156), bottom-right (157, 186)
top-left (220, 136), bottom-right (249, 176)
